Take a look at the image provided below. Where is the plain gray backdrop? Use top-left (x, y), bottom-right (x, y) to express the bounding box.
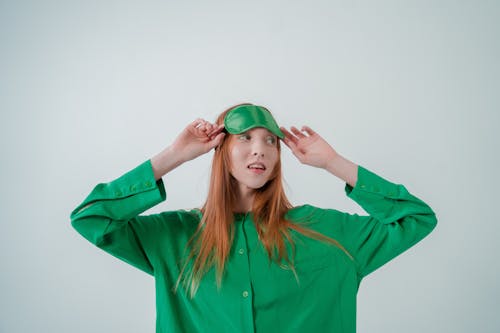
top-left (1, 0), bottom-right (499, 332)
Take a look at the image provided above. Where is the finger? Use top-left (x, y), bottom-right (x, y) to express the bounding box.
top-left (197, 124), bottom-right (206, 131)
top-left (193, 123), bottom-right (209, 135)
top-left (284, 139), bottom-right (305, 161)
top-left (207, 124), bottom-right (225, 137)
top-left (280, 134), bottom-right (293, 149)
top-left (199, 120), bottom-right (214, 133)
top-left (280, 127), bottom-right (299, 145)
top-left (280, 129), bottom-right (301, 154)
top-left (192, 118), bottom-right (207, 128)
top-left (208, 122), bottom-right (217, 132)
top-left (210, 132), bottom-right (226, 149)
top-left (291, 126), bottom-right (306, 138)
top-left (301, 126), bottom-right (317, 137)
top-left (281, 135), bottom-right (296, 152)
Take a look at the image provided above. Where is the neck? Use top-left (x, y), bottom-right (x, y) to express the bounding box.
top-left (233, 185), bottom-right (255, 213)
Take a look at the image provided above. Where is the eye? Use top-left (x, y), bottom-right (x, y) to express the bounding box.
top-left (266, 136), bottom-right (277, 145)
top-left (238, 133), bottom-right (251, 141)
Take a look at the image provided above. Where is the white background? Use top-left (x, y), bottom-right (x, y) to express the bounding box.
top-left (1, 0), bottom-right (499, 332)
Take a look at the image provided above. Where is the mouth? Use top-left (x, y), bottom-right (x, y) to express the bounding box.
top-left (247, 163), bottom-right (266, 173)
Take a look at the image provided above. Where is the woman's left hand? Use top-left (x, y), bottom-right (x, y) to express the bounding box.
top-left (280, 126), bottom-right (339, 169)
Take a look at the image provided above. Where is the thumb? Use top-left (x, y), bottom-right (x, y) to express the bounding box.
top-left (209, 132), bottom-right (226, 150)
top-left (282, 136), bottom-right (298, 153)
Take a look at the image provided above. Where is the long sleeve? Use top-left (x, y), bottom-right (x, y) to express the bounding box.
top-left (70, 160), bottom-right (167, 275)
top-left (318, 165), bottom-right (437, 278)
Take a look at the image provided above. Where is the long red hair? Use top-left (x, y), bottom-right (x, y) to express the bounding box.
top-left (176, 103), bottom-right (351, 297)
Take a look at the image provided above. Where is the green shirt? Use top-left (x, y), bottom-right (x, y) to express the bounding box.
top-left (71, 160), bottom-right (437, 333)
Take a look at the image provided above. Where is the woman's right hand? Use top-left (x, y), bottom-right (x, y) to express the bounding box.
top-left (171, 119), bottom-right (226, 162)
top-left (151, 119), bottom-right (226, 180)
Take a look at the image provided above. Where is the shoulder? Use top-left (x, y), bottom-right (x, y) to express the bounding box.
top-left (285, 205), bottom-right (356, 242)
top-left (158, 208), bottom-right (202, 223)
top-left (286, 204), bottom-right (345, 223)
top-left (136, 208), bottom-right (201, 235)
top-left (157, 208), bottom-right (201, 228)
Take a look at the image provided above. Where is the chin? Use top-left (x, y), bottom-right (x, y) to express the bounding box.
top-left (249, 181), bottom-right (270, 190)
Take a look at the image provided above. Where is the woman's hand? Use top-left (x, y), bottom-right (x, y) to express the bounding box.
top-left (280, 126), bottom-right (339, 169)
top-left (151, 119), bottom-right (225, 180)
top-left (171, 119), bottom-right (226, 163)
top-left (280, 125), bottom-right (359, 186)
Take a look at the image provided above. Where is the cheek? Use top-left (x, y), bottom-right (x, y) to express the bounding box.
top-left (230, 146), bottom-right (244, 162)
top-left (268, 148), bottom-right (279, 165)
top-left (229, 145), bottom-right (248, 173)
top-left (264, 154), bottom-right (279, 175)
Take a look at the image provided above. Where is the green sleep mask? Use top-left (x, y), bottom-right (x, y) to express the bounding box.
top-left (223, 104), bottom-right (284, 139)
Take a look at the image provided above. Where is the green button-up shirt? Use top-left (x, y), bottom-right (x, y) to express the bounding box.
top-left (71, 160), bottom-right (437, 333)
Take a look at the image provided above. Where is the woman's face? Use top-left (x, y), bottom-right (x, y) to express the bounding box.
top-left (228, 127), bottom-right (279, 194)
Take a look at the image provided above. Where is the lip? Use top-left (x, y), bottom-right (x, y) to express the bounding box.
top-left (247, 162), bottom-right (266, 169)
top-left (247, 162), bottom-right (267, 174)
top-left (248, 168), bottom-right (265, 175)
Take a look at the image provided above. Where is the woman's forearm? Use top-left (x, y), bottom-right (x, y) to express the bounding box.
top-left (150, 146), bottom-right (186, 180)
top-left (324, 154), bottom-right (358, 188)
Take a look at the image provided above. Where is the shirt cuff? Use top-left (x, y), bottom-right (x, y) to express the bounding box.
top-left (344, 165), bottom-right (404, 222)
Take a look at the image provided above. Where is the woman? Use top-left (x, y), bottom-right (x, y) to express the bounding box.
top-left (71, 103), bottom-right (437, 333)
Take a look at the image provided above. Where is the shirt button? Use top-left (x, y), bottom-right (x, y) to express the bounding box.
top-left (145, 181), bottom-right (152, 187)
top-left (242, 291), bottom-right (249, 298)
top-left (360, 184), bottom-right (366, 189)
top-left (115, 190), bottom-right (122, 196)
top-left (238, 248), bottom-right (244, 255)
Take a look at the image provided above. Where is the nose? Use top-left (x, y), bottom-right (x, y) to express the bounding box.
top-left (251, 141), bottom-right (265, 157)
